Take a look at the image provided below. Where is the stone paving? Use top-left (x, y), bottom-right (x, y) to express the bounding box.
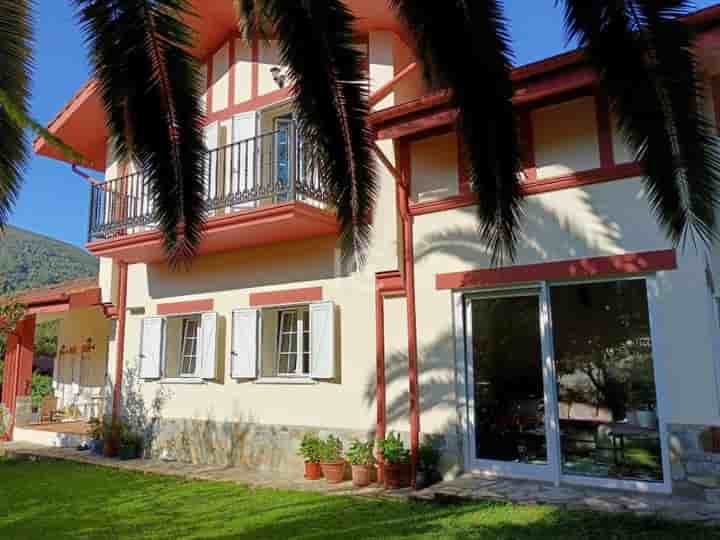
top-left (3, 442), bottom-right (720, 525)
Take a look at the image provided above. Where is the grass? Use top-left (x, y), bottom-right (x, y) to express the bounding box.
top-left (1, 460), bottom-right (719, 539)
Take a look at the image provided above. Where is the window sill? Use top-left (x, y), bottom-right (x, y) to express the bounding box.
top-left (159, 377), bottom-right (205, 385)
top-left (254, 377), bottom-right (318, 386)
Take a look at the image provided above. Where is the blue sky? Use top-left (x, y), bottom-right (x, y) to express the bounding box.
top-left (9, 0), bottom-right (719, 247)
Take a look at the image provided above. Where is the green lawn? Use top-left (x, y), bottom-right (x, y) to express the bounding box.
top-left (1, 459), bottom-right (719, 540)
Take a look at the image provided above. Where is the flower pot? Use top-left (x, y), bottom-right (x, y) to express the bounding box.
top-left (89, 439), bottom-right (104, 456)
top-left (351, 464), bottom-right (374, 487)
top-left (320, 461), bottom-right (347, 484)
top-left (119, 444), bottom-right (139, 461)
top-left (383, 463), bottom-right (411, 490)
top-left (103, 438), bottom-right (118, 458)
top-left (304, 461), bottom-right (322, 480)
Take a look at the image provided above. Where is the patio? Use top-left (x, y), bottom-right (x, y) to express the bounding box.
top-left (3, 441), bottom-right (720, 525)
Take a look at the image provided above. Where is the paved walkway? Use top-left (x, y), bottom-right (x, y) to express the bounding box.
top-left (3, 442), bottom-right (720, 525)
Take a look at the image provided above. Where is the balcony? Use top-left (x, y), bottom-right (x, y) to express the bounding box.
top-left (86, 128), bottom-right (339, 263)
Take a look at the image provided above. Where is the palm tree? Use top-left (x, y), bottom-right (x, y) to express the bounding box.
top-left (1, 0), bottom-right (718, 265)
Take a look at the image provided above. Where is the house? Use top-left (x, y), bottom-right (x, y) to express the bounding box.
top-left (5, 1), bottom-right (720, 497)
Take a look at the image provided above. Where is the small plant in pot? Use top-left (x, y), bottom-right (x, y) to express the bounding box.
top-left (346, 439), bottom-right (375, 488)
top-left (377, 432), bottom-right (411, 490)
top-left (416, 438), bottom-right (441, 489)
top-left (102, 417), bottom-right (121, 458)
top-left (87, 417), bottom-right (104, 456)
top-left (298, 433), bottom-right (322, 480)
top-left (319, 435), bottom-right (346, 483)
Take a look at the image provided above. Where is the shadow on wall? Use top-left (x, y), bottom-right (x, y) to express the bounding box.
top-left (146, 236), bottom-right (339, 300)
top-left (121, 367), bottom-right (173, 457)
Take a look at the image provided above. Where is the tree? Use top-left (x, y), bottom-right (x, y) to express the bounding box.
top-left (1, 1), bottom-right (718, 266)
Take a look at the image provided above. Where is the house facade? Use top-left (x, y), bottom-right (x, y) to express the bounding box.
top-left (6, 1), bottom-right (720, 497)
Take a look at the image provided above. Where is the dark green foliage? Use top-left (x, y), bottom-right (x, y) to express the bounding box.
top-left (73, 0), bottom-right (207, 264)
top-left (0, 225), bottom-right (98, 295)
top-left (377, 432), bottom-right (410, 465)
top-left (30, 370), bottom-right (52, 408)
top-left (318, 434), bottom-right (344, 463)
top-left (297, 432), bottom-right (322, 463)
top-left (561, 0), bottom-right (720, 246)
top-left (0, 0), bottom-right (32, 230)
top-left (346, 438), bottom-right (375, 466)
top-left (389, 0), bottom-right (521, 263)
top-left (34, 320), bottom-right (59, 358)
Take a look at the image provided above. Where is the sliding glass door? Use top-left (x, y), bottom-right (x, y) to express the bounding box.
top-left (462, 278), bottom-right (668, 490)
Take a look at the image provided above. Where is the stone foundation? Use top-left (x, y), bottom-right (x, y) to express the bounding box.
top-left (143, 418), bottom-right (461, 478)
top-left (14, 396), bottom-right (32, 428)
top-left (668, 423), bottom-right (720, 501)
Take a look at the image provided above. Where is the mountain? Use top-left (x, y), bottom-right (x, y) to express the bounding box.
top-left (0, 226), bottom-right (98, 295)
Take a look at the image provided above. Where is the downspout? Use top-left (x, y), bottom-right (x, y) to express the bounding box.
top-left (375, 282), bottom-right (386, 483)
top-left (71, 163), bottom-right (103, 186)
top-left (111, 261), bottom-right (128, 428)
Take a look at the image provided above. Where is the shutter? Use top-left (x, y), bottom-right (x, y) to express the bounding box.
top-left (204, 122), bottom-right (219, 200)
top-left (310, 301), bottom-right (336, 379)
top-left (231, 309), bottom-right (259, 379)
top-left (198, 312), bottom-right (218, 380)
top-left (140, 317), bottom-right (165, 379)
top-left (232, 112), bottom-right (257, 208)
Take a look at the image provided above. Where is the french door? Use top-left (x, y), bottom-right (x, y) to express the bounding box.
top-left (461, 279), bottom-right (670, 492)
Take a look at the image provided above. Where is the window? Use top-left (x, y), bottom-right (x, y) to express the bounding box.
top-left (276, 308), bottom-right (310, 376)
top-left (179, 317), bottom-right (201, 376)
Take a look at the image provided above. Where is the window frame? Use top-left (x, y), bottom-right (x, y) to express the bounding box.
top-left (274, 306), bottom-right (311, 378)
top-left (178, 315), bottom-right (202, 378)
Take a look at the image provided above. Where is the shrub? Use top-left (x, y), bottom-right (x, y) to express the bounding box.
top-left (319, 434), bottom-right (344, 463)
top-left (297, 433), bottom-right (321, 463)
top-left (377, 432), bottom-right (410, 465)
top-left (30, 371), bottom-right (53, 409)
top-left (88, 417), bottom-right (103, 441)
top-left (346, 438), bottom-right (374, 466)
top-left (418, 438), bottom-right (440, 471)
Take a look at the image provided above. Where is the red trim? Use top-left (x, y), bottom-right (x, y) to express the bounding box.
top-left (457, 131), bottom-right (472, 194)
top-left (376, 108), bottom-right (458, 141)
top-left (409, 162), bottom-right (643, 216)
top-left (205, 88), bottom-right (292, 125)
top-left (251, 35), bottom-right (259, 100)
top-left (369, 62), bottom-right (418, 108)
top-left (376, 270), bottom-right (405, 297)
top-left (206, 48), bottom-right (214, 114)
top-left (595, 92), bottom-right (615, 168)
top-left (519, 109), bottom-right (537, 182)
top-left (713, 75), bottom-right (720, 135)
top-left (228, 36), bottom-right (237, 108)
top-left (157, 299), bottom-right (214, 316)
top-left (436, 249), bottom-right (677, 290)
top-left (375, 282), bottom-right (386, 481)
top-left (249, 287), bottom-right (323, 307)
top-left (111, 262), bottom-right (128, 425)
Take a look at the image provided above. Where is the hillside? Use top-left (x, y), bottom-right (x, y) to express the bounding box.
top-left (0, 226), bottom-right (98, 295)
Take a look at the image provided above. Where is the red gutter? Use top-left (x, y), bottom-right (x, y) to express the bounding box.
top-left (111, 262), bottom-right (128, 429)
top-left (375, 282), bottom-right (386, 483)
top-left (71, 163), bottom-right (103, 186)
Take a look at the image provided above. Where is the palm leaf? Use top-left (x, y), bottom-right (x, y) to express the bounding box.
top-left (0, 0), bottom-right (33, 230)
top-left (561, 0), bottom-right (720, 246)
top-left (239, 0), bottom-right (377, 267)
top-left (390, 0), bottom-right (522, 263)
top-left (73, 0), bottom-right (206, 263)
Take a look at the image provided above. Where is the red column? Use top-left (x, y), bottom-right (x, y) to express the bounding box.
top-left (1, 332), bottom-right (19, 409)
top-left (1, 315), bottom-right (36, 439)
top-left (111, 261), bottom-right (128, 422)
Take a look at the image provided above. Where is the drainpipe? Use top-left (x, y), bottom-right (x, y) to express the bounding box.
top-left (111, 261), bottom-right (128, 426)
top-left (71, 163), bottom-right (103, 186)
top-left (375, 282), bottom-right (386, 483)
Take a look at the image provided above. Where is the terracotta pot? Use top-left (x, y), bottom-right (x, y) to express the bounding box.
top-left (304, 461), bottom-right (322, 480)
top-left (351, 464), bottom-right (374, 487)
top-left (320, 461), bottom-right (347, 483)
top-left (103, 438), bottom-right (118, 458)
top-left (383, 463), bottom-right (411, 490)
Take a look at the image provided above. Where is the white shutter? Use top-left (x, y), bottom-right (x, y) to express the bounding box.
top-left (232, 112), bottom-right (257, 208)
top-left (198, 312), bottom-right (218, 380)
top-left (204, 122), bottom-right (219, 200)
top-left (140, 317), bottom-right (165, 379)
top-left (310, 301), bottom-right (336, 379)
top-left (231, 309), bottom-right (259, 379)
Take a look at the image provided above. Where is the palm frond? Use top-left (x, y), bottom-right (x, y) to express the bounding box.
top-left (390, 0), bottom-right (522, 263)
top-left (0, 0), bottom-right (33, 230)
top-left (73, 0), bottom-right (206, 264)
top-left (561, 0), bottom-right (720, 246)
top-left (240, 0), bottom-right (377, 267)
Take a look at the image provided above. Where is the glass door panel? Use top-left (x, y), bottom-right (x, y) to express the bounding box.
top-left (468, 292), bottom-right (550, 473)
top-left (550, 280), bottom-right (663, 483)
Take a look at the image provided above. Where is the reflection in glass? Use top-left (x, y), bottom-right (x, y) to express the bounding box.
top-left (551, 280), bottom-right (663, 482)
top-left (471, 294), bottom-right (548, 465)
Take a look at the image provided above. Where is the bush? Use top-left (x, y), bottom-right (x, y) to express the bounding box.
top-left (31, 371), bottom-right (53, 409)
top-left (346, 438), bottom-right (374, 466)
top-left (418, 438), bottom-right (440, 471)
top-left (297, 433), bottom-right (321, 463)
top-left (377, 432), bottom-right (410, 465)
top-left (88, 418), bottom-right (103, 441)
top-left (319, 435), bottom-right (344, 463)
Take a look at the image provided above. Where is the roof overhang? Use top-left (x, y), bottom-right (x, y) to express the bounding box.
top-left (10, 278), bottom-right (103, 316)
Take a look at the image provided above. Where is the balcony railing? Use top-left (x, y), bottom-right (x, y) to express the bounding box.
top-left (88, 127), bottom-right (332, 242)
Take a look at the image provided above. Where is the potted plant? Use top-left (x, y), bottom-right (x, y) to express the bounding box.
top-left (297, 433), bottom-right (322, 480)
top-left (102, 418), bottom-right (121, 458)
top-left (119, 428), bottom-right (142, 461)
top-left (87, 417), bottom-right (104, 456)
top-left (416, 438), bottom-right (441, 489)
top-left (346, 438), bottom-right (375, 488)
top-left (319, 435), bottom-right (346, 483)
top-left (377, 432), bottom-right (410, 490)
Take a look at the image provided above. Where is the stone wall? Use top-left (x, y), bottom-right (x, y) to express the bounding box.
top-left (13, 396), bottom-right (32, 428)
top-left (669, 423), bottom-right (720, 501)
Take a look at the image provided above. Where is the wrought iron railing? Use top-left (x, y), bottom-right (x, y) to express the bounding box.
top-left (88, 127), bottom-right (331, 241)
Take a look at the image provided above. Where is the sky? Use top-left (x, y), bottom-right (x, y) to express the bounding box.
top-left (8, 0), bottom-right (720, 248)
